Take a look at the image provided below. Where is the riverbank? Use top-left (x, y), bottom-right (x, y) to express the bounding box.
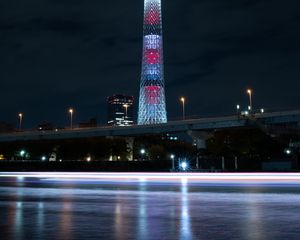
top-left (0, 160), bottom-right (171, 172)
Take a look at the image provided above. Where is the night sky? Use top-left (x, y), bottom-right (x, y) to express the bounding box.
top-left (1, 0), bottom-right (300, 128)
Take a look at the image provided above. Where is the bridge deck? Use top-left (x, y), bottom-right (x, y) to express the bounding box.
top-left (0, 110), bottom-right (300, 142)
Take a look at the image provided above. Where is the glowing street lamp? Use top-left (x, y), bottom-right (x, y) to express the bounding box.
top-left (69, 108), bottom-right (74, 129)
top-left (123, 104), bottom-right (129, 119)
top-left (170, 154), bottom-right (175, 170)
top-left (285, 149), bottom-right (291, 155)
top-left (247, 89), bottom-right (253, 112)
top-left (18, 113), bottom-right (23, 130)
top-left (20, 150), bottom-right (25, 157)
top-left (236, 105), bottom-right (240, 115)
top-left (140, 148), bottom-right (146, 160)
top-left (140, 149), bottom-right (146, 155)
top-left (180, 97), bottom-right (185, 120)
top-left (20, 150), bottom-right (26, 160)
top-left (180, 161), bottom-right (188, 171)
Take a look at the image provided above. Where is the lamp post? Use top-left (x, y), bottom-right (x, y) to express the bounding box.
top-left (236, 104), bottom-right (240, 115)
top-left (140, 149), bottom-right (146, 161)
top-left (18, 113), bottom-right (23, 130)
top-left (180, 97), bottom-right (185, 120)
top-left (247, 89), bottom-right (253, 112)
top-left (170, 154), bottom-right (175, 170)
top-left (20, 150), bottom-right (26, 160)
top-left (123, 104), bottom-right (129, 124)
top-left (69, 108), bottom-right (74, 129)
top-left (123, 104), bottom-right (129, 117)
top-left (180, 161), bottom-right (188, 171)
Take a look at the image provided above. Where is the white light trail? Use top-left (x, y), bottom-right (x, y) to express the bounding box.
top-left (0, 172), bottom-right (300, 185)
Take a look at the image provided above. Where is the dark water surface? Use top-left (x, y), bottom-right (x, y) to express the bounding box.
top-left (0, 176), bottom-right (300, 240)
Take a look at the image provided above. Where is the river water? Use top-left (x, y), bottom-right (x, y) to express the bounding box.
top-left (0, 173), bottom-right (300, 240)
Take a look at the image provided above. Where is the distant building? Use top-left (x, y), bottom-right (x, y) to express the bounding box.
top-left (107, 94), bottom-right (134, 126)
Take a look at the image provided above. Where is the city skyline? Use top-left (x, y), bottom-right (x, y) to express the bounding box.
top-left (1, 0), bottom-right (300, 128)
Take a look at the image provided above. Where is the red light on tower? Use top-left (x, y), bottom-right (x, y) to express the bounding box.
top-left (145, 49), bottom-right (160, 64)
top-left (145, 86), bottom-right (161, 104)
top-left (145, 9), bottom-right (160, 25)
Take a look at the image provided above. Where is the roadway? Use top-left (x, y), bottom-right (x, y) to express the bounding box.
top-left (0, 110), bottom-right (300, 142)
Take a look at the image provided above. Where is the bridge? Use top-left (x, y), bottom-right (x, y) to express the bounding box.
top-left (0, 110), bottom-right (300, 143)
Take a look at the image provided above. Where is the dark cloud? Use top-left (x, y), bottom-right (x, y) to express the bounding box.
top-left (0, 0), bottom-right (300, 128)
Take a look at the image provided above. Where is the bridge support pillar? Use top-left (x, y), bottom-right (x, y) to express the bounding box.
top-left (106, 136), bottom-right (134, 161)
top-left (187, 131), bottom-right (212, 169)
top-left (125, 137), bottom-right (134, 161)
top-left (187, 131), bottom-right (212, 150)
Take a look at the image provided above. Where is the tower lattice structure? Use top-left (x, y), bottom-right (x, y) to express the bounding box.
top-left (138, 0), bottom-right (167, 125)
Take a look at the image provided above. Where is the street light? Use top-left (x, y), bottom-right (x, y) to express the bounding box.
top-left (170, 154), bottom-right (175, 170)
top-left (20, 150), bottom-right (25, 157)
top-left (18, 113), bottom-right (23, 130)
top-left (180, 97), bottom-right (185, 120)
top-left (247, 89), bottom-right (253, 112)
top-left (140, 148), bottom-right (146, 161)
top-left (123, 104), bottom-right (129, 123)
top-left (236, 105), bottom-right (240, 115)
top-left (285, 149), bottom-right (292, 155)
top-left (20, 150), bottom-right (26, 160)
top-left (180, 161), bottom-right (188, 171)
top-left (69, 108), bottom-right (74, 129)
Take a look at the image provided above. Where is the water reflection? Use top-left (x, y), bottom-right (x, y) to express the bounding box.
top-left (10, 187), bottom-right (25, 240)
top-left (245, 190), bottom-right (264, 240)
top-left (180, 178), bottom-right (193, 240)
top-left (1, 177), bottom-right (300, 240)
top-left (14, 201), bottom-right (23, 240)
top-left (114, 203), bottom-right (123, 239)
top-left (59, 194), bottom-right (73, 240)
top-left (36, 202), bottom-right (45, 239)
top-left (114, 194), bottom-right (130, 240)
top-left (138, 182), bottom-right (148, 240)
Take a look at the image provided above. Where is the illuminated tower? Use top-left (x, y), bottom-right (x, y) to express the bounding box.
top-left (138, 0), bottom-right (167, 125)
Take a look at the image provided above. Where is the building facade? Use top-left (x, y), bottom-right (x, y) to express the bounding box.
top-left (107, 95), bottom-right (134, 126)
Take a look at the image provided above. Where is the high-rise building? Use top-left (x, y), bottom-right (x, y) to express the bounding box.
top-left (138, 0), bottom-right (167, 125)
top-left (107, 94), bottom-right (134, 126)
